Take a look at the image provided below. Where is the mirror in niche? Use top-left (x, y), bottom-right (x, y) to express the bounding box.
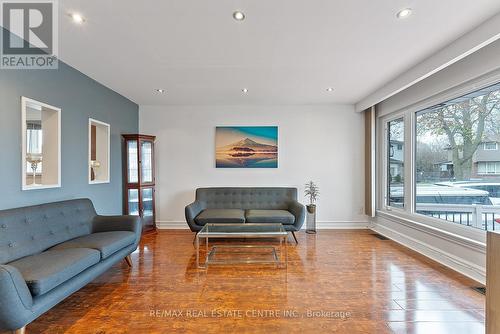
top-left (21, 97), bottom-right (61, 190)
top-left (88, 118), bottom-right (110, 184)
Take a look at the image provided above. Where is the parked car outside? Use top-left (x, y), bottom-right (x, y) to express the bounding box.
top-left (437, 181), bottom-right (500, 205)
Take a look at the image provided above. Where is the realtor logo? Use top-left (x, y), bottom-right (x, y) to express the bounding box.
top-left (1, 0), bottom-right (58, 69)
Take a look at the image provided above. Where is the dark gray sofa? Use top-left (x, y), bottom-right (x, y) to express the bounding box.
top-left (0, 199), bottom-right (142, 333)
top-left (185, 187), bottom-right (305, 241)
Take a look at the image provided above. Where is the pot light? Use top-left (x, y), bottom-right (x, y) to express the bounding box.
top-left (70, 13), bottom-right (85, 24)
top-left (396, 8), bottom-right (412, 19)
top-left (155, 89), bottom-right (165, 94)
top-left (242, 88), bottom-right (249, 93)
top-left (233, 11), bottom-right (245, 21)
top-left (326, 87), bottom-right (334, 92)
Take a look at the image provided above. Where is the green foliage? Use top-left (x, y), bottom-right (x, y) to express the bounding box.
top-left (304, 181), bottom-right (319, 205)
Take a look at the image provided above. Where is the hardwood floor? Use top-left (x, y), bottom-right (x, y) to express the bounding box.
top-left (16, 230), bottom-right (485, 333)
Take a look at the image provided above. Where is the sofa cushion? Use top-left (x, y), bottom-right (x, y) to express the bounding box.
top-left (195, 187), bottom-right (297, 210)
top-left (245, 210), bottom-right (295, 225)
top-left (8, 248), bottom-right (100, 296)
top-left (195, 209), bottom-right (245, 225)
top-left (0, 199), bottom-right (96, 265)
top-left (50, 231), bottom-right (135, 259)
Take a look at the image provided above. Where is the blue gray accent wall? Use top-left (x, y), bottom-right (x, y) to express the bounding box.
top-left (0, 60), bottom-right (138, 213)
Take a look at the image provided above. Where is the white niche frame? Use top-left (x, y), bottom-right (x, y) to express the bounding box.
top-left (88, 118), bottom-right (111, 184)
top-left (21, 96), bottom-right (62, 191)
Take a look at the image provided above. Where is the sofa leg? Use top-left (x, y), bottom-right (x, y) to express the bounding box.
top-left (291, 231), bottom-right (298, 244)
top-left (13, 326), bottom-right (25, 334)
top-left (124, 255), bottom-right (132, 267)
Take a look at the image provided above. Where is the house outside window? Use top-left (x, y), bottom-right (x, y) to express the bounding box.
top-left (478, 162), bottom-right (500, 175)
top-left (484, 142), bottom-right (498, 150)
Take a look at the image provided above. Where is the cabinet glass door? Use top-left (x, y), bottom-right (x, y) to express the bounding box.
top-left (141, 187), bottom-right (154, 227)
top-left (128, 189), bottom-right (139, 216)
top-left (140, 140), bottom-right (153, 183)
top-left (127, 140), bottom-right (138, 183)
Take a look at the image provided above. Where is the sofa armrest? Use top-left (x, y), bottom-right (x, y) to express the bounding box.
top-left (92, 215), bottom-right (142, 245)
top-left (288, 201), bottom-right (306, 231)
top-left (0, 265), bottom-right (33, 330)
top-left (185, 201), bottom-right (205, 232)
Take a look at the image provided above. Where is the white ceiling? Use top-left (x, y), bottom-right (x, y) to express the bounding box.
top-left (58, 0), bottom-right (500, 106)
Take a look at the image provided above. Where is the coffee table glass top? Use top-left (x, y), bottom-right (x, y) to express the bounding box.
top-left (198, 223), bottom-right (286, 236)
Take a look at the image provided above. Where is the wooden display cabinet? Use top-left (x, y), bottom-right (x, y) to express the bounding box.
top-left (122, 134), bottom-right (156, 232)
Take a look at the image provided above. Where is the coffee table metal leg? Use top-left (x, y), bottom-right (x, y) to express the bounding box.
top-left (279, 237), bottom-right (282, 268)
top-left (284, 235), bottom-right (288, 268)
top-left (196, 233), bottom-right (200, 268)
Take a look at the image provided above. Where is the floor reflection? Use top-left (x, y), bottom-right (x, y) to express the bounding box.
top-left (20, 230), bottom-right (485, 334)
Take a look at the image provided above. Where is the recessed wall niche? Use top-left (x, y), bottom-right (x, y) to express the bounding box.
top-left (21, 97), bottom-right (61, 191)
top-left (88, 118), bottom-right (110, 184)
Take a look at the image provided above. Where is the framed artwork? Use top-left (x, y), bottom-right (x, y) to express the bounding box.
top-left (215, 126), bottom-right (278, 168)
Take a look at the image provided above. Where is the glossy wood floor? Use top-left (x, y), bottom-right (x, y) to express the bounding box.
top-left (17, 230), bottom-right (485, 334)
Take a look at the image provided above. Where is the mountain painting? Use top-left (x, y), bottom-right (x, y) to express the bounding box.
top-left (215, 126), bottom-right (278, 168)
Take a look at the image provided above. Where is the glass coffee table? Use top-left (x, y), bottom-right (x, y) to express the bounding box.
top-left (196, 223), bottom-right (288, 269)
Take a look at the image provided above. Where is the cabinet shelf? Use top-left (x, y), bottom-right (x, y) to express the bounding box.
top-left (128, 198), bottom-right (153, 203)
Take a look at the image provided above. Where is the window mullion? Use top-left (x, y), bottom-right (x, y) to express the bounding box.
top-left (405, 112), bottom-right (415, 214)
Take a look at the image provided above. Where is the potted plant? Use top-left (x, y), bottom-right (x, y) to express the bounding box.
top-left (304, 181), bottom-right (319, 233)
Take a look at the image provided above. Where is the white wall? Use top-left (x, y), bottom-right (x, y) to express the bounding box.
top-left (139, 104), bottom-right (368, 228)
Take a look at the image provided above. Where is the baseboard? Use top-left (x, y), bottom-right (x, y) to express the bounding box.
top-left (156, 221), bottom-right (369, 230)
top-left (316, 221), bottom-right (369, 229)
top-left (371, 222), bottom-right (486, 284)
top-left (156, 221), bottom-right (187, 229)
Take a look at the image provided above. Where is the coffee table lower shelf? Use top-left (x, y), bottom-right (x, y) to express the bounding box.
top-left (195, 223), bottom-right (288, 269)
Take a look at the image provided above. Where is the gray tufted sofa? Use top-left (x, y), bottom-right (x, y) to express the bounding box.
top-left (0, 198), bottom-right (142, 333)
top-left (185, 187), bottom-right (305, 242)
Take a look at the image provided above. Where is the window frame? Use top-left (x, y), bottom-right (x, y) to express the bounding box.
top-left (380, 113), bottom-right (409, 214)
top-left (376, 70), bottom-right (500, 243)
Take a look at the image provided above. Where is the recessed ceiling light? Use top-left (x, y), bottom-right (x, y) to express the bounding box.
top-left (155, 89), bottom-right (165, 94)
top-left (242, 88), bottom-right (249, 93)
top-left (326, 87), bottom-right (334, 92)
top-left (396, 8), bottom-right (412, 19)
top-left (233, 11), bottom-right (245, 21)
top-left (70, 13), bottom-right (85, 24)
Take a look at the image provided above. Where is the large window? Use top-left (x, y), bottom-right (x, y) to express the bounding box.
top-left (387, 118), bottom-right (404, 208)
top-left (383, 81), bottom-right (500, 233)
